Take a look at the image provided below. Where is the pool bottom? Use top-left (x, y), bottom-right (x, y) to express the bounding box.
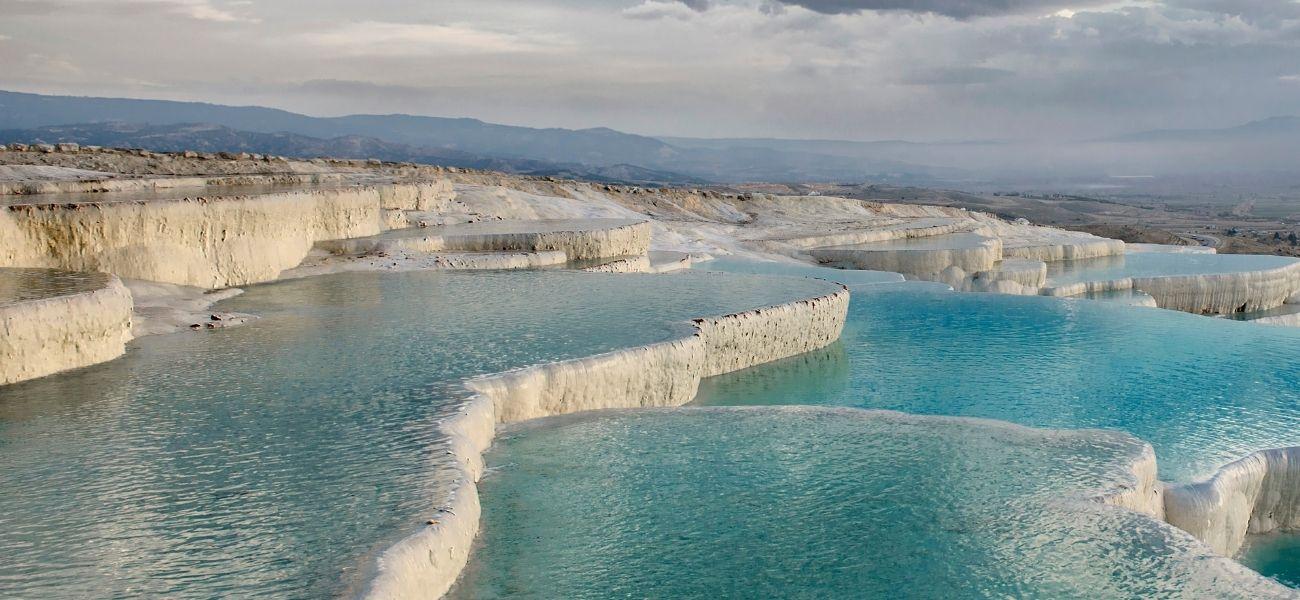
top-left (452, 407), bottom-right (1288, 599)
top-left (1242, 532), bottom-right (1300, 588)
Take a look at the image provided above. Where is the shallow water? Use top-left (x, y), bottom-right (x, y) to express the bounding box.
top-left (1046, 252), bottom-right (1297, 286)
top-left (454, 408), bottom-right (1281, 599)
top-left (696, 285), bottom-right (1300, 482)
top-left (1242, 533), bottom-right (1300, 588)
top-left (0, 268), bottom-right (110, 306)
top-left (0, 270), bottom-right (836, 598)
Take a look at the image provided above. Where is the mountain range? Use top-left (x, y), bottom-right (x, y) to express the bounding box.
top-left (1, 90), bottom-right (1297, 184)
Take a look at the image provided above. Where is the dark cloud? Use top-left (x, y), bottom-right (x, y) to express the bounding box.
top-left (773, 0), bottom-right (1107, 19)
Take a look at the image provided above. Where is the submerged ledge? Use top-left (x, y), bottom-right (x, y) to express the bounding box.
top-left (360, 284), bottom-right (850, 599)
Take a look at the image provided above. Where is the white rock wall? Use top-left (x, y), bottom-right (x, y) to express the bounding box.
top-left (0, 188), bottom-right (387, 288)
top-left (0, 274), bottom-right (133, 385)
top-left (809, 235), bottom-right (1002, 278)
top-left (1002, 238), bottom-right (1126, 262)
top-left (1041, 262), bottom-right (1300, 315)
top-left (1165, 447), bottom-right (1300, 556)
top-left (361, 286), bottom-right (850, 600)
top-left (1134, 263), bottom-right (1300, 314)
top-left (325, 221), bottom-right (652, 263)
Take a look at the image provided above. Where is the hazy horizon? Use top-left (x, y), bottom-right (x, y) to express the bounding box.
top-left (3, 0), bottom-right (1299, 142)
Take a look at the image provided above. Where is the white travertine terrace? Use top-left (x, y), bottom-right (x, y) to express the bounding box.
top-left (361, 286), bottom-right (851, 600)
top-left (1166, 447), bottom-right (1300, 557)
top-left (1002, 238), bottom-right (1127, 262)
top-left (1093, 443), bottom-right (1166, 521)
top-left (0, 271), bottom-right (133, 385)
top-left (1042, 261), bottom-right (1300, 315)
top-left (319, 219), bottom-right (652, 263)
top-left (809, 233), bottom-right (1003, 278)
top-left (0, 188), bottom-right (387, 288)
top-left (581, 251), bottom-right (694, 274)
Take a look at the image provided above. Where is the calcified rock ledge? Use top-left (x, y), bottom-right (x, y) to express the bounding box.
top-left (0, 181), bottom-right (463, 289)
top-left (360, 286), bottom-right (851, 600)
top-left (0, 172), bottom-right (356, 197)
top-left (0, 271), bottom-right (133, 384)
top-left (1166, 447), bottom-right (1300, 557)
top-left (1042, 261), bottom-right (1300, 315)
top-left (319, 219), bottom-right (651, 263)
top-left (810, 233), bottom-right (1003, 278)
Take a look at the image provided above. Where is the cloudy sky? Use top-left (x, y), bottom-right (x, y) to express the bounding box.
top-left (1, 0), bottom-right (1297, 140)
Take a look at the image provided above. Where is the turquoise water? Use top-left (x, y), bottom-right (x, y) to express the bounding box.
top-left (1242, 533), bottom-right (1300, 588)
top-left (696, 256), bottom-right (903, 287)
top-left (454, 408), bottom-right (1283, 598)
top-left (696, 285), bottom-right (1300, 482)
top-left (0, 270), bottom-right (836, 598)
top-left (1047, 252), bottom-right (1297, 286)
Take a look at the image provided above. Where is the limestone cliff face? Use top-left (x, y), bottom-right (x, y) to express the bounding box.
top-left (0, 274), bottom-right (133, 385)
top-left (1166, 447), bottom-right (1300, 556)
top-left (361, 286), bottom-right (850, 600)
top-left (0, 188), bottom-right (396, 288)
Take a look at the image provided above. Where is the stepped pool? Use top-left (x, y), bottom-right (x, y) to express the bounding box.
top-left (452, 408), bottom-right (1284, 598)
top-left (453, 279), bottom-right (1300, 596)
top-left (0, 269), bottom-right (838, 598)
top-left (695, 283), bottom-right (1300, 482)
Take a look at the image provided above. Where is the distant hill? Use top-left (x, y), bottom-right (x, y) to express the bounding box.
top-left (1101, 116), bottom-right (1300, 143)
top-left (0, 121), bottom-right (709, 185)
top-left (0, 90), bottom-right (950, 183)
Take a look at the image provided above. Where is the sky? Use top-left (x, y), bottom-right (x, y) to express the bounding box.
top-left (0, 0), bottom-right (1297, 141)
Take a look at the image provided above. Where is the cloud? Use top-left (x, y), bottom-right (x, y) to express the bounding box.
top-left (0, 0), bottom-right (259, 23)
top-left (623, 1), bottom-right (704, 20)
top-left (168, 0), bottom-right (258, 23)
top-left (769, 0), bottom-right (1113, 19)
top-left (296, 21), bottom-right (569, 57)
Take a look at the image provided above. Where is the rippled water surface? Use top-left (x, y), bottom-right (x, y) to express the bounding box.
top-left (696, 285), bottom-right (1300, 481)
top-left (454, 408), bottom-right (1283, 599)
top-left (0, 268), bottom-right (110, 306)
top-left (0, 270), bottom-right (836, 598)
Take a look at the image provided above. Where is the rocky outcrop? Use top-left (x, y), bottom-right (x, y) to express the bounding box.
top-left (361, 286), bottom-right (850, 600)
top-left (1, 271), bottom-right (133, 384)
